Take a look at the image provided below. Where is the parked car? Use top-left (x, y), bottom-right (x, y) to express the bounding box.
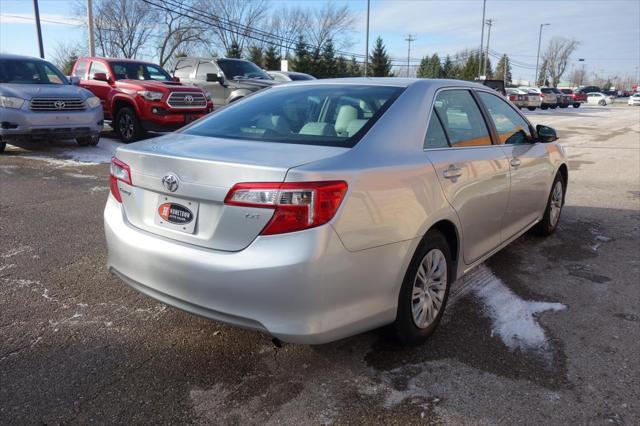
top-left (0, 54), bottom-right (103, 153)
top-left (578, 86), bottom-right (601, 95)
top-left (627, 93), bottom-right (640, 106)
top-left (545, 87), bottom-right (571, 108)
top-left (521, 87), bottom-right (557, 110)
top-left (560, 88), bottom-right (586, 108)
top-left (266, 71), bottom-right (316, 82)
top-left (72, 57), bottom-right (213, 143)
top-left (105, 78), bottom-right (568, 345)
top-left (540, 88), bottom-right (561, 109)
top-left (506, 88), bottom-right (541, 110)
top-left (171, 57), bottom-right (279, 107)
top-left (587, 92), bottom-right (614, 106)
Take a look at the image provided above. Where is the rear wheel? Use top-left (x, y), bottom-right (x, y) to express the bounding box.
top-left (550, 105), bottom-right (558, 109)
top-left (527, 107), bottom-right (536, 111)
top-left (534, 173), bottom-right (565, 236)
top-left (573, 103), bottom-right (580, 108)
top-left (76, 134), bottom-right (100, 147)
top-left (115, 107), bottom-right (144, 143)
top-left (541, 106), bottom-right (548, 110)
top-left (395, 230), bottom-right (452, 345)
top-left (598, 99), bottom-right (606, 106)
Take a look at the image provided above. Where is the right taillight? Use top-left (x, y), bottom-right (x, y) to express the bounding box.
top-left (110, 157), bottom-right (131, 203)
top-left (224, 181), bottom-right (348, 235)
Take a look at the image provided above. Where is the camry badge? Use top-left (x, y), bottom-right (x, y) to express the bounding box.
top-left (162, 174), bottom-right (179, 192)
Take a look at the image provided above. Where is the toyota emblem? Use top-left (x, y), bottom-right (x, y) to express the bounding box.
top-left (161, 174), bottom-right (179, 192)
top-left (54, 100), bottom-right (66, 109)
top-left (184, 95), bottom-right (194, 103)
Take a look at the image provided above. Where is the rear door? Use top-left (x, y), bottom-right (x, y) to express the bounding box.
top-left (194, 60), bottom-right (227, 106)
top-left (476, 91), bottom-right (553, 239)
top-left (425, 89), bottom-right (510, 264)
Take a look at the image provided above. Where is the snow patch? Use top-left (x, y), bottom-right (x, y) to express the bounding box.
top-left (11, 137), bottom-right (120, 166)
top-left (64, 173), bottom-right (99, 180)
top-left (90, 186), bottom-right (109, 192)
top-left (1, 245), bottom-right (32, 259)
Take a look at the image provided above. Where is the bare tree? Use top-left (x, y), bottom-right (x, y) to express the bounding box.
top-left (50, 41), bottom-right (87, 73)
top-left (303, 0), bottom-right (356, 50)
top-left (269, 5), bottom-right (310, 56)
top-left (542, 37), bottom-right (580, 87)
top-left (155, 0), bottom-right (209, 67)
top-left (198, 0), bottom-right (269, 55)
top-left (569, 67), bottom-right (587, 87)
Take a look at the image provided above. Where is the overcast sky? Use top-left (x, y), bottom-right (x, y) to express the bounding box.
top-left (1, 0), bottom-right (639, 82)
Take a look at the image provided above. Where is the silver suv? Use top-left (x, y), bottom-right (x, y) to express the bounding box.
top-left (0, 54), bottom-right (104, 153)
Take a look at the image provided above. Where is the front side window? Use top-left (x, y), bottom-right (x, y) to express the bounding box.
top-left (217, 59), bottom-right (271, 80)
top-left (185, 85), bottom-right (404, 147)
top-left (0, 59), bottom-right (68, 85)
top-left (110, 62), bottom-right (172, 81)
top-left (434, 90), bottom-right (492, 147)
top-left (73, 60), bottom-right (88, 78)
top-left (478, 92), bottom-right (533, 145)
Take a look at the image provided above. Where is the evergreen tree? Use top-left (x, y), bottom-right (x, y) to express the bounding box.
top-left (247, 45), bottom-right (264, 68)
top-left (319, 39), bottom-right (338, 78)
top-left (226, 41), bottom-right (241, 59)
top-left (537, 58), bottom-right (549, 86)
top-left (484, 56), bottom-right (493, 78)
top-left (308, 47), bottom-right (322, 77)
top-left (495, 54), bottom-right (513, 85)
top-left (429, 53), bottom-right (442, 78)
top-left (442, 55), bottom-right (457, 79)
top-left (460, 53), bottom-right (479, 80)
top-left (62, 54), bottom-right (78, 75)
top-left (263, 45), bottom-right (281, 70)
top-left (291, 36), bottom-right (311, 74)
top-left (416, 55), bottom-right (430, 78)
top-left (347, 56), bottom-right (361, 76)
top-left (336, 56), bottom-right (349, 77)
top-left (369, 37), bottom-right (392, 77)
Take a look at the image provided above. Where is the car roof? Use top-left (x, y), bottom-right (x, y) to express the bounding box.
top-left (77, 57), bottom-right (160, 66)
top-left (0, 53), bottom-right (48, 61)
top-left (270, 77), bottom-right (489, 90)
top-left (180, 57), bottom-right (252, 63)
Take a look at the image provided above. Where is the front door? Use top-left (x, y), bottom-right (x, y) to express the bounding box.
top-left (425, 89), bottom-right (510, 265)
top-left (81, 61), bottom-right (112, 118)
top-left (476, 91), bottom-right (555, 238)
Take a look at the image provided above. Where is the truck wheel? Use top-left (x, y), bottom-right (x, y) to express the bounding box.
top-left (115, 107), bottom-right (143, 143)
top-left (76, 134), bottom-right (100, 147)
top-left (550, 105), bottom-right (558, 109)
top-left (541, 106), bottom-right (548, 110)
top-left (527, 107), bottom-right (536, 111)
top-left (573, 103), bottom-right (580, 108)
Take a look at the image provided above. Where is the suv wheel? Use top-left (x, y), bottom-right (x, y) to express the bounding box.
top-left (534, 173), bottom-right (565, 236)
top-left (395, 230), bottom-right (452, 345)
top-left (0, 138), bottom-right (5, 153)
top-left (527, 107), bottom-right (536, 111)
top-left (115, 107), bottom-right (143, 143)
top-left (76, 134), bottom-right (100, 147)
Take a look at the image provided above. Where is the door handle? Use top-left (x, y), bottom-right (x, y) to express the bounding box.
top-left (443, 165), bottom-right (463, 179)
top-left (510, 157), bottom-right (522, 168)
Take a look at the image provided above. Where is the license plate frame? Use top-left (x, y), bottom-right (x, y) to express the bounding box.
top-left (154, 195), bottom-right (199, 234)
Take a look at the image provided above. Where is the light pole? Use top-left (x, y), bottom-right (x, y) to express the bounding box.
top-left (483, 19), bottom-right (493, 77)
top-left (478, 0), bottom-right (487, 78)
top-left (405, 34), bottom-right (416, 77)
top-left (535, 23), bottom-right (550, 85)
top-left (32, 0), bottom-right (44, 58)
top-left (87, 0), bottom-right (96, 57)
top-left (578, 58), bottom-right (585, 87)
top-left (364, 0), bottom-right (370, 77)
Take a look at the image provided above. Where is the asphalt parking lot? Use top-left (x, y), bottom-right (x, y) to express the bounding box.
top-left (1, 105), bottom-right (639, 424)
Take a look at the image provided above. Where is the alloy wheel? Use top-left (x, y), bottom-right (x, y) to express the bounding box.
top-left (549, 181), bottom-right (563, 227)
top-left (119, 114), bottom-right (134, 140)
top-left (411, 248), bottom-right (448, 329)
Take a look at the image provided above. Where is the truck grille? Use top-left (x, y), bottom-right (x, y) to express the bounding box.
top-left (167, 92), bottom-right (207, 108)
top-left (30, 98), bottom-right (86, 111)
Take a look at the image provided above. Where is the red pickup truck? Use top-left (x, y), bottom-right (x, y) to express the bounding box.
top-left (71, 58), bottom-right (213, 142)
top-left (560, 89), bottom-right (586, 108)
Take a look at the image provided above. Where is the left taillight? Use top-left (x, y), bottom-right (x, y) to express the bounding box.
top-left (109, 157), bottom-right (132, 203)
top-left (224, 181), bottom-right (348, 235)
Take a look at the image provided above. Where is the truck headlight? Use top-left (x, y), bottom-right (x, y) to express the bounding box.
top-left (204, 92), bottom-right (211, 101)
top-left (0, 96), bottom-right (25, 109)
top-left (137, 91), bottom-right (164, 101)
top-left (85, 96), bottom-right (101, 108)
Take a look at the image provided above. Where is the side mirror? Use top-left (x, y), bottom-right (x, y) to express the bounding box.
top-left (536, 124), bottom-right (558, 143)
top-left (69, 76), bottom-right (80, 85)
top-left (92, 72), bottom-right (109, 82)
top-left (172, 76), bottom-right (180, 82)
top-left (206, 73), bottom-right (222, 84)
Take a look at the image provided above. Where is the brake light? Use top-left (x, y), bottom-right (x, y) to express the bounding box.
top-left (509, 95), bottom-right (516, 101)
top-left (109, 157), bottom-right (132, 203)
top-left (224, 181), bottom-right (348, 235)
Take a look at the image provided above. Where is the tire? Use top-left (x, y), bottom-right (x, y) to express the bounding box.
top-left (533, 173), bottom-right (565, 236)
top-left (76, 134), bottom-right (100, 147)
top-left (598, 100), bottom-right (606, 106)
top-left (541, 106), bottom-right (548, 110)
top-left (395, 230), bottom-right (453, 345)
top-left (527, 107), bottom-right (536, 111)
top-left (115, 107), bottom-right (144, 143)
top-left (550, 105), bottom-right (558, 109)
top-left (0, 140), bottom-right (5, 153)
top-left (573, 103), bottom-right (580, 108)
top-left (559, 105), bottom-right (568, 108)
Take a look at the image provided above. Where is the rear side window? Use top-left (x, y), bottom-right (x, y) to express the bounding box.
top-left (424, 112), bottom-right (449, 149)
top-left (185, 85), bottom-right (404, 148)
top-left (478, 92), bottom-right (533, 145)
top-left (174, 59), bottom-right (194, 78)
top-left (434, 90), bottom-right (492, 147)
top-left (89, 61), bottom-right (108, 78)
top-left (73, 60), bottom-right (88, 78)
top-left (195, 61), bottom-right (218, 80)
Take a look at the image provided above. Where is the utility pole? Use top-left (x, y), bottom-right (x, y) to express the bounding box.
top-left (363, 0), bottom-right (370, 76)
top-left (478, 0), bottom-right (487, 78)
top-left (405, 34), bottom-right (416, 77)
top-left (32, 0), bottom-right (44, 58)
top-left (482, 19), bottom-right (493, 77)
top-left (535, 23), bottom-right (550, 86)
top-left (87, 0), bottom-right (96, 56)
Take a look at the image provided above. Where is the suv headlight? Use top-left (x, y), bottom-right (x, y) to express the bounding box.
top-left (137, 91), bottom-right (164, 101)
top-left (0, 96), bottom-right (25, 109)
top-left (85, 96), bottom-right (101, 109)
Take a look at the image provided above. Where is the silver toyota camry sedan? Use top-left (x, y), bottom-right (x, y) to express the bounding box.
top-left (105, 78), bottom-right (567, 345)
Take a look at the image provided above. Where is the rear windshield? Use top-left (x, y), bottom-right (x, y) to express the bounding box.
top-left (561, 89), bottom-right (573, 94)
top-left (184, 84), bottom-right (404, 147)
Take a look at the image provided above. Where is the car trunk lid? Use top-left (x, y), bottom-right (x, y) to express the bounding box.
top-left (113, 133), bottom-right (348, 251)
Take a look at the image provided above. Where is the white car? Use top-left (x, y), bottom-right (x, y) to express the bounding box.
top-left (587, 92), bottom-right (614, 106)
top-left (628, 93), bottom-right (640, 106)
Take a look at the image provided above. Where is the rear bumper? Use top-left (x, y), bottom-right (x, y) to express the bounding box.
top-left (104, 196), bottom-right (406, 344)
top-left (0, 107), bottom-right (103, 140)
